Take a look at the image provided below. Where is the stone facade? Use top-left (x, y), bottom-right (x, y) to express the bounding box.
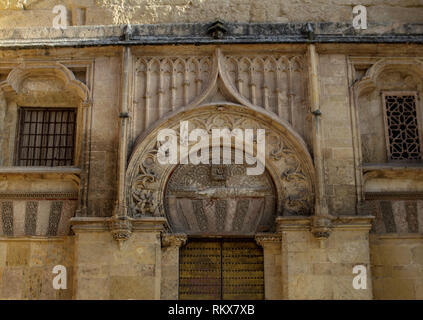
top-left (0, 1), bottom-right (422, 300)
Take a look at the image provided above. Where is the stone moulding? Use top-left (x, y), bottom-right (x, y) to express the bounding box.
top-left (353, 58), bottom-right (423, 96)
top-left (365, 192), bottom-right (423, 200)
top-left (0, 192), bottom-right (78, 200)
top-left (0, 236), bottom-right (67, 242)
top-left (0, 22), bottom-right (423, 48)
top-left (70, 216), bottom-right (167, 233)
top-left (0, 62), bottom-right (90, 107)
top-left (276, 215), bottom-right (374, 232)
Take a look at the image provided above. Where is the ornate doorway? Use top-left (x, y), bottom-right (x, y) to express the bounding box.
top-left (179, 238), bottom-right (264, 300)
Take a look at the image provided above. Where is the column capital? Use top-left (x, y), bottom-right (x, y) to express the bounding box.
top-left (255, 233), bottom-right (282, 247)
top-left (161, 233), bottom-right (188, 248)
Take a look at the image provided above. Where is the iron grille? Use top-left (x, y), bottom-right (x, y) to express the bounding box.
top-left (17, 108), bottom-right (76, 166)
top-left (382, 93), bottom-right (422, 161)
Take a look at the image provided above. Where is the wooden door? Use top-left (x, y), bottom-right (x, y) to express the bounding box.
top-left (179, 239), bottom-right (264, 300)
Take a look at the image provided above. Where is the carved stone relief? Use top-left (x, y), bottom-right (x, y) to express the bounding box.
top-left (126, 104), bottom-right (315, 224)
top-left (164, 163), bottom-right (276, 235)
top-left (131, 50), bottom-right (311, 149)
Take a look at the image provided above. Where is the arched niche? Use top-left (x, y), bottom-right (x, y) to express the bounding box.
top-left (126, 103), bottom-right (316, 231)
top-left (354, 59), bottom-right (423, 163)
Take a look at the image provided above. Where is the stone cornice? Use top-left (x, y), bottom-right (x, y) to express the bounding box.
top-left (0, 22), bottom-right (423, 49)
top-left (71, 216), bottom-right (167, 233)
top-left (370, 233), bottom-right (423, 240)
top-left (276, 215), bottom-right (374, 233)
top-left (332, 215), bottom-right (374, 231)
top-left (0, 236), bottom-right (68, 242)
top-left (276, 216), bottom-right (312, 232)
top-left (365, 192), bottom-right (423, 200)
top-left (0, 167), bottom-right (81, 174)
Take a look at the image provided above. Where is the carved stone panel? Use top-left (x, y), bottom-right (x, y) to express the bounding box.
top-left (164, 164), bottom-right (276, 235)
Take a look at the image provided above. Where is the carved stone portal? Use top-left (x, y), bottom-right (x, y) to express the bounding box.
top-left (126, 104), bottom-right (316, 223)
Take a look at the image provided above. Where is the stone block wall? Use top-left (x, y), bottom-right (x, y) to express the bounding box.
top-left (0, 237), bottom-right (74, 299)
top-left (87, 55), bottom-right (120, 217)
top-left (73, 230), bottom-right (162, 299)
top-left (281, 228), bottom-right (372, 299)
top-left (319, 54), bottom-right (357, 216)
top-left (370, 235), bottom-right (423, 299)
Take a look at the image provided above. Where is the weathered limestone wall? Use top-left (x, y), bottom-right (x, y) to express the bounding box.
top-left (0, 237), bottom-right (74, 299)
top-left (370, 235), bottom-right (423, 299)
top-left (73, 229), bottom-right (162, 299)
top-left (1, 0), bottom-right (423, 28)
top-left (160, 244), bottom-right (179, 300)
top-left (281, 226), bottom-right (372, 299)
top-left (319, 54), bottom-right (357, 215)
top-left (261, 240), bottom-right (283, 299)
top-left (87, 54), bottom-right (120, 217)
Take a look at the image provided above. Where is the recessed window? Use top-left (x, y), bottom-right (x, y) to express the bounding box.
top-left (382, 92), bottom-right (422, 161)
top-left (16, 108), bottom-right (76, 166)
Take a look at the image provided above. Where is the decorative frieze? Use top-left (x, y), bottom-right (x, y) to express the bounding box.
top-left (24, 201), bottom-right (38, 236)
top-left (47, 201), bottom-right (63, 236)
top-left (1, 201), bottom-right (13, 236)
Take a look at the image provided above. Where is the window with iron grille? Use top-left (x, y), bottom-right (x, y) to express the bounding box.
top-left (16, 108), bottom-right (76, 166)
top-left (382, 92), bottom-right (423, 161)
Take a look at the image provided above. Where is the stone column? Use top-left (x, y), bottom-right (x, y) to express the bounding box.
top-left (255, 233), bottom-right (283, 300)
top-left (160, 234), bottom-right (187, 300)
